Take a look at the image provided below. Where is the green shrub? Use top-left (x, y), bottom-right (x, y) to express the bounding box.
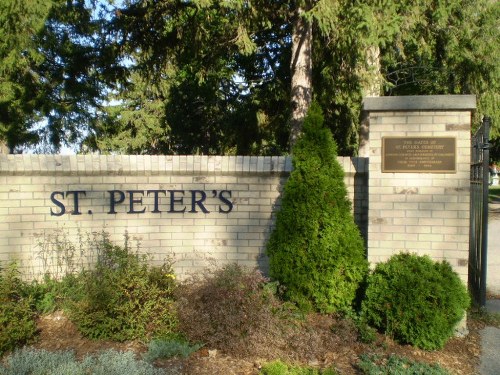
top-left (0, 348), bottom-right (167, 375)
top-left (27, 273), bottom-right (83, 314)
top-left (357, 354), bottom-right (450, 374)
top-left (361, 253), bottom-right (470, 350)
top-left (266, 103), bottom-right (368, 313)
top-left (0, 263), bottom-right (37, 355)
top-left (176, 263), bottom-right (293, 356)
top-left (67, 233), bottom-right (177, 341)
top-left (260, 360), bottom-right (338, 375)
top-left (346, 314), bottom-right (377, 344)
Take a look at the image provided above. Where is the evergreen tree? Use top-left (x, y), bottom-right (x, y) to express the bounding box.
top-left (0, 0), bottom-right (52, 151)
top-left (266, 103), bottom-right (368, 313)
top-left (0, 0), bottom-right (116, 153)
top-left (380, 0), bottom-right (499, 134)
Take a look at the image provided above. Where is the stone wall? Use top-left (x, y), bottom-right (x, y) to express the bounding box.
top-left (0, 155), bottom-right (367, 279)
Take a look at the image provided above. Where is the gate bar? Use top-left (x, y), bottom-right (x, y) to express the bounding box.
top-left (479, 117), bottom-right (490, 307)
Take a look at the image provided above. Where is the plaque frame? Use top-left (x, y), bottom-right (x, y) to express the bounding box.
top-left (382, 136), bottom-right (457, 173)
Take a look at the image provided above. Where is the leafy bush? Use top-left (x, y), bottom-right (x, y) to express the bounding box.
top-left (27, 273), bottom-right (83, 314)
top-left (67, 233), bottom-right (177, 341)
top-left (357, 354), bottom-right (450, 375)
top-left (0, 263), bottom-right (37, 355)
top-left (143, 337), bottom-right (202, 362)
top-left (361, 253), bottom-right (470, 350)
top-left (176, 263), bottom-right (295, 356)
top-left (346, 314), bottom-right (377, 344)
top-left (266, 103), bottom-right (368, 313)
top-left (0, 348), bottom-right (167, 375)
top-left (260, 360), bottom-right (338, 375)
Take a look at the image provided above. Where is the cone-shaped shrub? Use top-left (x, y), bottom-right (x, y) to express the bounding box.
top-left (266, 103), bottom-right (368, 313)
top-left (361, 253), bottom-right (471, 350)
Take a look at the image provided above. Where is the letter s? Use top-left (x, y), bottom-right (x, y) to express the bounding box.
top-left (218, 190), bottom-right (233, 213)
top-left (50, 191), bottom-right (65, 216)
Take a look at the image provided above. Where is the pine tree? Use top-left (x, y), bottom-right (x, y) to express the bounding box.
top-left (266, 103), bottom-right (368, 313)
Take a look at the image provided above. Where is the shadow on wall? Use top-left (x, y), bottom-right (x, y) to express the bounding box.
top-left (352, 157), bottom-right (369, 251)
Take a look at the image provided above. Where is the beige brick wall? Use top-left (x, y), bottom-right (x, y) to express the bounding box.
top-left (1, 96), bottom-right (476, 283)
top-left (0, 155), bottom-right (367, 279)
top-left (363, 96), bottom-right (475, 282)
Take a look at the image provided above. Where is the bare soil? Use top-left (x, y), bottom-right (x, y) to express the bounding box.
top-left (22, 310), bottom-right (484, 375)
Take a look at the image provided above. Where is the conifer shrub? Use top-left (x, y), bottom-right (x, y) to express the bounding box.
top-left (361, 253), bottom-right (470, 350)
top-left (266, 103), bottom-right (368, 313)
top-left (67, 233), bottom-right (177, 341)
top-left (0, 263), bottom-right (37, 355)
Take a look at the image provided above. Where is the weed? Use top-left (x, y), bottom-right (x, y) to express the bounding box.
top-left (469, 307), bottom-right (500, 328)
top-left (34, 228), bottom-right (89, 279)
top-left (26, 273), bottom-right (82, 314)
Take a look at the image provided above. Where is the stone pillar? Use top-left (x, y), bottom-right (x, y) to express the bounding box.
top-left (362, 95), bottom-right (476, 283)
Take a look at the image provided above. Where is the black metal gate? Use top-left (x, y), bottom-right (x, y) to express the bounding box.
top-left (469, 117), bottom-right (491, 307)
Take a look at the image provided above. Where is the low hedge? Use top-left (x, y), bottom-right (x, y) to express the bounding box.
top-left (361, 253), bottom-right (470, 350)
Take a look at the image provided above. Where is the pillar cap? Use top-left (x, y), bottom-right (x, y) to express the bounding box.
top-left (363, 95), bottom-right (476, 111)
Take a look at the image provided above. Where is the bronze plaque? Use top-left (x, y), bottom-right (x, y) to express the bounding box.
top-left (382, 137), bottom-right (456, 173)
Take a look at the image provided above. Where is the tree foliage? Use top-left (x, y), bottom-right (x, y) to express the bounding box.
top-left (380, 0), bottom-right (499, 135)
top-left (0, 0), bottom-right (498, 154)
top-left (0, 0), bottom-right (114, 153)
top-left (0, 0), bottom-right (52, 150)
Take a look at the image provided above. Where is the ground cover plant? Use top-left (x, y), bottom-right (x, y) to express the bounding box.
top-left (357, 354), bottom-right (450, 375)
top-left (0, 348), bottom-right (167, 375)
top-left (142, 337), bottom-right (203, 363)
top-left (266, 103), bottom-right (368, 313)
top-left (260, 360), bottom-right (338, 375)
top-left (361, 253), bottom-right (471, 350)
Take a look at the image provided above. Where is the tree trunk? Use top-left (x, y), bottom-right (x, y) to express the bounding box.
top-left (0, 141), bottom-right (10, 154)
top-left (359, 45), bottom-right (382, 157)
top-left (289, 7), bottom-right (313, 151)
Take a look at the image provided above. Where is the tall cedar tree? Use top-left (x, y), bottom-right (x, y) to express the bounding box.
top-left (266, 103), bottom-right (368, 313)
